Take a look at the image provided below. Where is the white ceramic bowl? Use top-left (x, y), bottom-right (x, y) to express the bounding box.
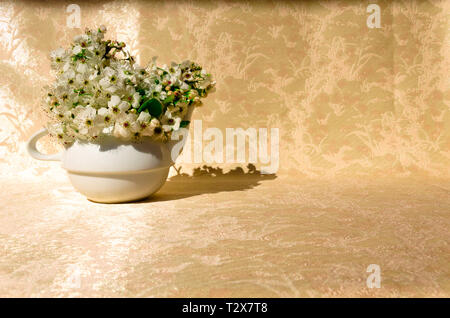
top-left (27, 131), bottom-right (186, 203)
top-left (27, 108), bottom-right (192, 203)
top-left (27, 131), bottom-right (189, 203)
top-left (66, 136), bottom-right (174, 203)
top-left (26, 126), bottom-right (190, 203)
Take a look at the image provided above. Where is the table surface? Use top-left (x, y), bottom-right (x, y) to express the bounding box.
top-left (0, 168), bottom-right (449, 297)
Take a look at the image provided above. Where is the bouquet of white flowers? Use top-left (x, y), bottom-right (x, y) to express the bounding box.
top-left (44, 26), bottom-right (215, 144)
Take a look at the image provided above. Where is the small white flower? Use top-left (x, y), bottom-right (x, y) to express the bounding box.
top-left (72, 45), bottom-right (83, 55)
top-left (180, 82), bottom-right (189, 91)
top-left (197, 77), bottom-right (211, 89)
top-left (147, 118), bottom-right (163, 137)
top-left (180, 60), bottom-right (191, 69)
top-left (118, 101), bottom-right (130, 112)
top-left (48, 123), bottom-right (74, 143)
top-left (113, 113), bottom-right (137, 139)
top-left (97, 107), bottom-right (114, 125)
top-left (135, 112), bottom-right (154, 136)
top-left (76, 63), bottom-right (88, 73)
top-left (44, 26), bottom-right (215, 143)
top-left (169, 102), bottom-right (188, 118)
top-left (73, 106), bottom-right (98, 135)
top-left (74, 34), bottom-right (89, 45)
top-left (100, 67), bottom-right (120, 89)
top-left (161, 110), bottom-right (181, 132)
top-left (50, 48), bottom-right (66, 69)
top-left (137, 111), bottom-right (151, 123)
top-left (50, 48), bottom-right (66, 60)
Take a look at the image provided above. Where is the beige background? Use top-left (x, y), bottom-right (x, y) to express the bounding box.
top-left (0, 0), bottom-right (449, 297)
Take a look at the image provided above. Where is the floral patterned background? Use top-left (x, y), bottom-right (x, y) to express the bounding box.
top-left (0, 0), bottom-right (449, 297)
top-left (0, 0), bottom-right (448, 178)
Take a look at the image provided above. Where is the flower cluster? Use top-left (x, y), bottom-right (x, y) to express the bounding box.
top-left (44, 26), bottom-right (215, 144)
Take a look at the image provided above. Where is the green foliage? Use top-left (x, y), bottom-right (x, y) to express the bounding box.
top-left (138, 98), bottom-right (163, 117)
top-left (163, 95), bottom-right (174, 104)
top-left (180, 120), bottom-right (190, 128)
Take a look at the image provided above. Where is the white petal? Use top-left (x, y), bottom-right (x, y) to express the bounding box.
top-left (77, 63), bottom-right (87, 73)
top-left (98, 107), bottom-right (109, 116)
top-left (108, 95), bottom-right (121, 107)
top-left (137, 111), bottom-right (150, 122)
top-left (118, 101), bottom-right (129, 112)
top-left (72, 45), bottom-right (82, 55)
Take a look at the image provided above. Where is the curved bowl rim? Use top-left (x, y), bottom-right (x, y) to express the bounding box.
top-left (65, 165), bottom-right (172, 176)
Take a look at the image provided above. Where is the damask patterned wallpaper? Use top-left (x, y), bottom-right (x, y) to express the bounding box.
top-left (0, 0), bottom-right (449, 178)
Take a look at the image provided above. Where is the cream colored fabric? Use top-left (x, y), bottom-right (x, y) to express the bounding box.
top-left (0, 0), bottom-right (449, 297)
top-left (1, 173), bottom-right (449, 297)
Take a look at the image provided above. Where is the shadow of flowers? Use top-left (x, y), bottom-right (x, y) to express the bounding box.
top-left (146, 163), bottom-right (277, 202)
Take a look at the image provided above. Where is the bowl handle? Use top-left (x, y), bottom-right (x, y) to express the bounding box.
top-left (26, 128), bottom-right (63, 161)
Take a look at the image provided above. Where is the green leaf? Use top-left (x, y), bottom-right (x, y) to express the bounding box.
top-left (138, 98), bottom-right (163, 117)
top-left (139, 97), bottom-right (148, 106)
top-left (136, 87), bottom-right (146, 96)
top-left (180, 120), bottom-right (190, 128)
top-left (163, 95), bottom-right (174, 104)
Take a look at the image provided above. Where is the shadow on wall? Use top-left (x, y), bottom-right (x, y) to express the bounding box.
top-left (146, 164), bottom-right (277, 202)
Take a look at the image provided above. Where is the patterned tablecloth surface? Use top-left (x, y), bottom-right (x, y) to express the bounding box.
top-left (1, 169), bottom-right (448, 297)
